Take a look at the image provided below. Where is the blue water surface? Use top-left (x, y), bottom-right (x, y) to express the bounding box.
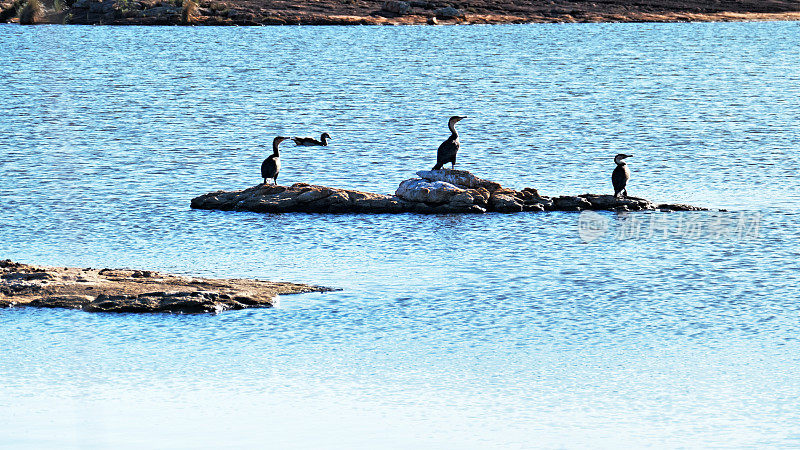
top-left (1, 22), bottom-right (800, 448)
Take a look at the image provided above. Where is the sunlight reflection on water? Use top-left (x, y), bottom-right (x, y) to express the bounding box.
top-left (2, 22), bottom-right (800, 448)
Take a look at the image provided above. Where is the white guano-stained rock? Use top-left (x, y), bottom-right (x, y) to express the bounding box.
top-left (415, 169), bottom-right (502, 191)
top-left (395, 179), bottom-right (465, 204)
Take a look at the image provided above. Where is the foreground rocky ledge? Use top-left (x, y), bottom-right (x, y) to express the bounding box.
top-left (6, 0), bottom-right (800, 26)
top-left (191, 169), bottom-right (706, 214)
top-left (0, 260), bottom-right (332, 314)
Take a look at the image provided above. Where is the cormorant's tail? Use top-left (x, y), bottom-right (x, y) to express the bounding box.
top-left (432, 163), bottom-right (442, 170)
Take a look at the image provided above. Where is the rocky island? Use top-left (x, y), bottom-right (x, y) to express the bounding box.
top-left (3, 0), bottom-right (800, 26)
top-left (191, 169), bottom-right (706, 214)
top-left (0, 260), bottom-right (333, 313)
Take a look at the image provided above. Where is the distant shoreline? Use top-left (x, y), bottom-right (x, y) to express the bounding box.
top-left (3, 0), bottom-right (800, 27)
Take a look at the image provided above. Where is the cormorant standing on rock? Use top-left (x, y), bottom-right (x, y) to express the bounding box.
top-left (612, 153), bottom-right (633, 198)
top-left (432, 116), bottom-right (466, 170)
top-left (262, 137), bottom-right (290, 185)
top-left (292, 133), bottom-right (331, 146)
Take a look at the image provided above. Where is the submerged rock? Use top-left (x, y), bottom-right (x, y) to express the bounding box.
top-left (191, 169), bottom-right (707, 214)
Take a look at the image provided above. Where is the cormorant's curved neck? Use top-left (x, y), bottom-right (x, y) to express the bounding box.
top-left (448, 121), bottom-right (459, 137)
top-left (272, 142), bottom-right (280, 156)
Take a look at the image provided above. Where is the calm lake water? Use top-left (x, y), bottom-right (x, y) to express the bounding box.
top-left (2, 22), bottom-right (800, 448)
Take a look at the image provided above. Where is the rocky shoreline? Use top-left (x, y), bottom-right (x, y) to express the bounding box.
top-left (3, 0), bottom-right (800, 26)
top-left (191, 169), bottom-right (706, 214)
top-left (0, 260), bottom-right (334, 313)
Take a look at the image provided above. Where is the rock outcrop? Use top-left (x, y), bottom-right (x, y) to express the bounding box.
top-left (191, 169), bottom-right (707, 214)
top-left (0, 260), bottom-right (333, 314)
top-left (381, 0), bottom-right (411, 15)
top-left (434, 6), bottom-right (465, 18)
top-left (5, 0), bottom-right (800, 26)
top-left (192, 183), bottom-right (409, 213)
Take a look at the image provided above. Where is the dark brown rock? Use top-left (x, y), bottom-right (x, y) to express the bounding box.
top-left (434, 6), bottom-right (464, 18)
top-left (192, 183), bottom-right (404, 214)
top-left (28, 295), bottom-right (93, 309)
top-left (382, 0), bottom-right (411, 15)
top-left (552, 196), bottom-right (593, 211)
top-left (576, 194), bottom-right (652, 211)
top-left (490, 192), bottom-right (524, 213)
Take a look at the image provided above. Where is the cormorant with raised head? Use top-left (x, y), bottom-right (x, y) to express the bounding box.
top-left (261, 136), bottom-right (290, 185)
top-left (432, 116), bottom-right (466, 170)
top-left (292, 133), bottom-right (331, 146)
top-left (612, 153), bottom-right (633, 198)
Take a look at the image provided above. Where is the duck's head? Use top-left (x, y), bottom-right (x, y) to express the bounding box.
top-left (321, 132), bottom-right (331, 141)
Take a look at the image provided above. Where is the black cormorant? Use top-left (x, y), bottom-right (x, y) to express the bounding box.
top-left (612, 153), bottom-right (633, 198)
top-left (261, 136), bottom-right (290, 185)
top-left (292, 133), bottom-right (331, 146)
top-left (432, 116), bottom-right (466, 170)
